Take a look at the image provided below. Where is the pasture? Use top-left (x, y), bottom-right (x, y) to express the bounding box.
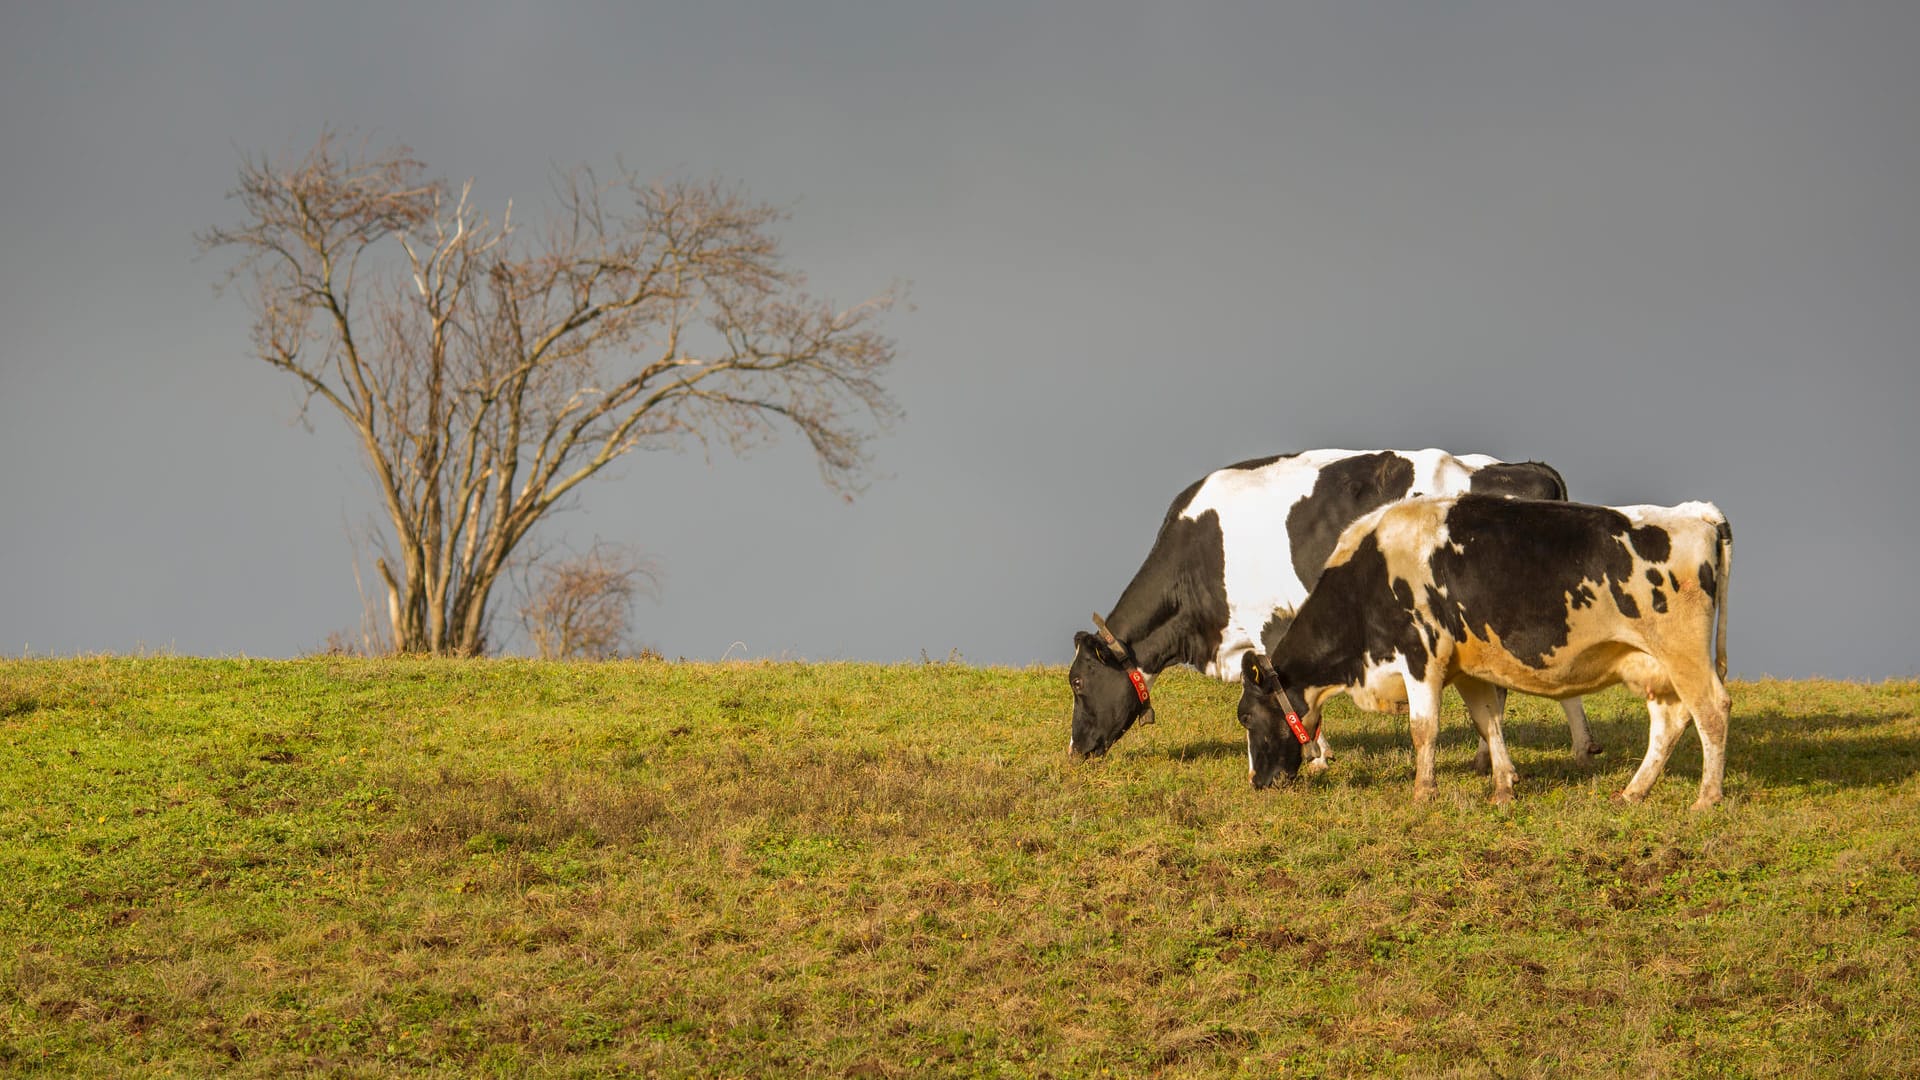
top-left (3, 657), bottom-right (1917, 1077)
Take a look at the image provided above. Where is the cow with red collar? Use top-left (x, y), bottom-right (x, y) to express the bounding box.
top-left (1237, 494), bottom-right (1733, 808)
top-left (1068, 448), bottom-right (1601, 766)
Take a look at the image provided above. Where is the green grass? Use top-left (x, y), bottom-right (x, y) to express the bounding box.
top-left (2, 658), bottom-right (1917, 1077)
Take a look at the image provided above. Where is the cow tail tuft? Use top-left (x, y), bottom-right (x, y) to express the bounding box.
top-left (1713, 516), bottom-right (1733, 680)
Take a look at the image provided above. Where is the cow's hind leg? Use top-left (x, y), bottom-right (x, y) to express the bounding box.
top-left (1475, 694), bottom-right (1601, 769)
top-left (1675, 670), bottom-right (1732, 810)
top-left (1561, 696), bottom-right (1602, 759)
top-left (1618, 694), bottom-right (1690, 804)
top-left (1457, 677), bottom-right (1519, 804)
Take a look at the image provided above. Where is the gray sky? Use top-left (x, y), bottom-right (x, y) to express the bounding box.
top-left (2, 2), bottom-right (1916, 678)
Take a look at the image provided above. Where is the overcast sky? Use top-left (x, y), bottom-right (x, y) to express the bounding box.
top-left (2, 2), bottom-right (1916, 678)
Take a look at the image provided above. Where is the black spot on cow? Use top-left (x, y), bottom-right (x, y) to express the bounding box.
top-left (1650, 588), bottom-right (1668, 614)
top-left (1424, 584), bottom-right (1466, 642)
top-left (1467, 460), bottom-right (1568, 501)
top-left (1390, 576), bottom-right (1416, 612)
top-left (1387, 577), bottom-right (1430, 679)
top-left (1414, 612), bottom-right (1442, 663)
top-left (1399, 625), bottom-right (1430, 681)
top-left (1668, 570), bottom-right (1681, 592)
top-left (1608, 580), bottom-right (1641, 620)
top-left (1285, 452), bottom-right (1416, 589)
top-left (1628, 525), bottom-right (1672, 563)
top-left (1646, 569), bottom-right (1665, 587)
top-left (1424, 496), bottom-right (1648, 668)
top-left (1699, 561), bottom-right (1717, 600)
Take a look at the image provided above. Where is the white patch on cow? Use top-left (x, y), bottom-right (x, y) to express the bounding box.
top-left (1614, 501), bottom-right (1721, 526)
top-left (1349, 660), bottom-right (1412, 714)
top-left (1180, 449), bottom-right (1503, 681)
top-left (1181, 453), bottom-right (1328, 676)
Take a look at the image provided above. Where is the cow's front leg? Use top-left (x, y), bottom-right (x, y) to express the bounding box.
top-left (1308, 720), bottom-right (1332, 773)
top-left (1472, 685), bottom-right (1509, 775)
top-left (1405, 678), bottom-right (1445, 802)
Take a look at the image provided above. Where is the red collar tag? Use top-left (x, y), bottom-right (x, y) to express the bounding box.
top-left (1283, 709), bottom-right (1311, 745)
top-left (1125, 667), bottom-right (1150, 704)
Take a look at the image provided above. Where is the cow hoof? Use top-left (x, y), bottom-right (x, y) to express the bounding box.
top-left (1490, 790), bottom-right (1513, 807)
top-left (1586, 743), bottom-right (1605, 757)
top-left (1413, 786), bottom-right (1437, 804)
top-left (1689, 797), bottom-right (1721, 812)
top-left (1613, 789), bottom-right (1646, 805)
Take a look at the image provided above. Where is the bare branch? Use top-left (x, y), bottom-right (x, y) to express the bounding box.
top-left (203, 132), bottom-right (900, 655)
top-left (518, 542), bottom-right (660, 659)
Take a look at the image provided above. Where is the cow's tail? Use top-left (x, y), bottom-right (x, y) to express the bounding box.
top-left (1712, 514), bottom-right (1733, 680)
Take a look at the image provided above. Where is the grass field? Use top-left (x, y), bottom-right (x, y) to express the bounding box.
top-left (2, 658), bottom-right (1917, 1077)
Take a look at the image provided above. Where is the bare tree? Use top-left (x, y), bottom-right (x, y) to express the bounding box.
top-left (201, 132), bottom-right (900, 656)
top-left (518, 543), bottom-right (659, 660)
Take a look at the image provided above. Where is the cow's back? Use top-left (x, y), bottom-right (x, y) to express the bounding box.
top-left (1177, 449), bottom-right (1521, 677)
top-left (1421, 496), bottom-right (1726, 698)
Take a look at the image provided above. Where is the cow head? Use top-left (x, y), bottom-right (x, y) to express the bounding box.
top-left (1239, 652), bottom-right (1316, 787)
top-left (1069, 617), bottom-right (1154, 759)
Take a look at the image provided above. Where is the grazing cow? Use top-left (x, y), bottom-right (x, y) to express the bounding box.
top-left (1237, 494), bottom-right (1733, 808)
top-left (1069, 448), bottom-right (1601, 763)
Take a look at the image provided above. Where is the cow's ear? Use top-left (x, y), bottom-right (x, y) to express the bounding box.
top-left (1075, 631), bottom-right (1114, 664)
top-left (1241, 651), bottom-right (1273, 689)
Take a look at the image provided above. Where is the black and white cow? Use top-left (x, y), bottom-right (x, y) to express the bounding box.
top-left (1069, 449), bottom-right (1599, 763)
top-left (1237, 494), bottom-right (1733, 808)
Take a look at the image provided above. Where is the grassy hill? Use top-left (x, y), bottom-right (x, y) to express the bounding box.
top-left (2, 658), bottom-right (1916, 1076)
